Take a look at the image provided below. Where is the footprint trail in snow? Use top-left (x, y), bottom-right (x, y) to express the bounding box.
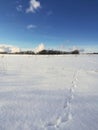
top-left (44, 70), bottom-right (79, 129)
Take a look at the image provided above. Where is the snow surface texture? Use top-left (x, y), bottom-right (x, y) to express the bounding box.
top-left (0, 54), bottom-right (98, 130)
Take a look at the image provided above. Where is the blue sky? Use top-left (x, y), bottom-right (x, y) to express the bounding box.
top-left (0, 0), bottom-right (98, 51)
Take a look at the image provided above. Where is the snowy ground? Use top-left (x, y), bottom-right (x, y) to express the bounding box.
top-left (0, 54), bottom-right (98, 130)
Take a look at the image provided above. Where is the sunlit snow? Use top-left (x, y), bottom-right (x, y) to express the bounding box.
top-left (0, 54), bottom-right (98, 130)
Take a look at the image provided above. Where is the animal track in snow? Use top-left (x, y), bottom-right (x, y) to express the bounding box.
top-left (44, 70), bottom-right (79, 130)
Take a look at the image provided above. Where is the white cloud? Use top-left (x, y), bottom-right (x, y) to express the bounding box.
top-left (0, 44), bottom-right (21, 53)
top-left (26, 0), bottom-right (41, 13)
top-left (11, 47), bottom-right (21, 53)
top-left (27, 24), bottom-right (37, 29)
top-left (34, 43), bottom-right (45, 53)
top-left (16, 5), bottom-right (23, 12)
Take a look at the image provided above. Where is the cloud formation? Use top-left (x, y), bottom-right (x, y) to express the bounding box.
top-left (27, 24), bottom-right (37, 29)
top-left (0, 45), bottom-right (21, 53)
top-left (34, 43), bottom-right (45, 53)
top-left (16, 5), bottom-right (23, 12)
top-left (26, 0), bottom-right (41, 13)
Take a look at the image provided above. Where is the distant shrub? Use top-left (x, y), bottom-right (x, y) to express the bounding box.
top-left (37, 49), bottom-right (66, 55)
top-left (71, 50), bottom-right (80, 54)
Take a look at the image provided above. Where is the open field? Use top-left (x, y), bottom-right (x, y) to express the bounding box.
top-left (0, 54), bottom-right (98, 130)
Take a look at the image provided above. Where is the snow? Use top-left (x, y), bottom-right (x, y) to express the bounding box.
top-left (0, 54), bottom-right (98, 130)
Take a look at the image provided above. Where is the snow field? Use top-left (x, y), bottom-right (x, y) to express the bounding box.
top-left (0, 54), bottom-right (98, 130)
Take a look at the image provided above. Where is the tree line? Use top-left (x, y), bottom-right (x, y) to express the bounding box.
top-left (1, 49), bottom-right (98, 55)
top-left (0, 49), bottom-right (80, 55)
